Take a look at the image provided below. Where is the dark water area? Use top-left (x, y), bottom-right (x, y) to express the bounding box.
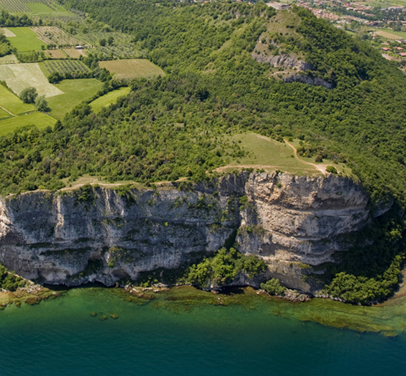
top-left (0, 287), bottom-right (405, 376)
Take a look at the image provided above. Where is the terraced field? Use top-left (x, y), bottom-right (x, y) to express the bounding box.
top-left (42, 60), bottom-right (89, 75)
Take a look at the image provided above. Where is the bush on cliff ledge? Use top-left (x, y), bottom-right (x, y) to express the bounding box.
top-left (0, 263), bottom-right (27, 292)
top-left (186, 248), bottom-right (267, 288)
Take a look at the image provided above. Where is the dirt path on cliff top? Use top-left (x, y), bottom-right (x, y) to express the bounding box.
top-left (283, 139), bottom-right (327, 176)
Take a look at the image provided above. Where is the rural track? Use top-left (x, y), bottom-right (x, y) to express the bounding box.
top-left (0, 105), bottom-right (15, 117)
top-left (283, 139), bottom-right (327, 175)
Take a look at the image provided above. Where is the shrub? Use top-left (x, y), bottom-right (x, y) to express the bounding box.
top-left (260, 278), bottom-right (286, 295)
top-left (186, 247), bottom-right (267, 288)
top-left (326, 166), bottom-right (338, 174)
top-left (20, 87), bottom-right (38, 104)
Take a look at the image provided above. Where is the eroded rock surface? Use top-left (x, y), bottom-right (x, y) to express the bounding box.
top-left (0, 173), bottom-right (383, 291)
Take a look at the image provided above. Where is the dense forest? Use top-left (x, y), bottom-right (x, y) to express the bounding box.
top-left (4, 0), bottom-right (406, 302)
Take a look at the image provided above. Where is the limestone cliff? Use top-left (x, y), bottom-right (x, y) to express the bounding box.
top-left (0, 173), bottom-right (380, 292)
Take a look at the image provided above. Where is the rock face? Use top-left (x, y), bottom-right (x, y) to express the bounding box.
top-left (0, 173), bottom-right (380, 291)
top-left (252, 52), bottom-right (312, 71)
top-left (283, 74), bottom-right (333, 89)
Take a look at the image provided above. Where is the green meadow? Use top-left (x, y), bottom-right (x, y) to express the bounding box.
top-left (0, 108), bottom-right (10, 120)
top-left (228, 133), bottom-right (321, 175)
top-left (90, 87), bottom-right (131, 112)
top-left (0, 84), bottom-right (36, 115)
top-left (0, 112), bottom-right (55, 136)
top-left (47, 79), bottom-right (104, 119)
top-left (6, 27), bottom-right (46, 52)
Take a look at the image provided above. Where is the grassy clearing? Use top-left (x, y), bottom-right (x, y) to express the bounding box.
top-left (99, 59), bottom-right (164, 80)
top-left (226, 133), bottom-right (322, 175)
top-left (0, 63), bottom-right (63, 97)
top-left (90, 87), bottom-right (131, 112)
top-left (47, 79), bottom-right (103, 119)
top-left (289, 139), bottom-right (350, 176)
top-left (0, 108), bottom-right (10, 120)
top-left (0, 112), bottom-right (55, 136)
top-left (0, 84), bottom-right (35, 114)
top-left (6, 27), bottom-right (45, 52)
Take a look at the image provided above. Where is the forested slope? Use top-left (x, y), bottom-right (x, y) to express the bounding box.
top-left (3, 0), bottom-right (406, 302)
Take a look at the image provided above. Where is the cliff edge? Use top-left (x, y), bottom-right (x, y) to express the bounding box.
top-left (0, 173), bottom-right (378, 292)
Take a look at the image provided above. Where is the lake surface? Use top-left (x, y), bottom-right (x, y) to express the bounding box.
top-left (1, 287), bottom-right (406, 376)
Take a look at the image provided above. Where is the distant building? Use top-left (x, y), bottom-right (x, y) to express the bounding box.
top-left (382, 47), bottom-right (390, 51)
top-left (75, 46), bottom-right (84, 50)
top-left (267, 2), bottom-right (290, 10)
top-left (399, 52), bottom-right (406, 57)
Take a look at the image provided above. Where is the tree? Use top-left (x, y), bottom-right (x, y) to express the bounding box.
top-left (20, 87), bottom-right (38, 103)
top-left (35, 95), bottom-right (50, 112)
top-left (100, 38), bottom-right (106, 46)
top-left (108, 36), bottom-right (114, 45)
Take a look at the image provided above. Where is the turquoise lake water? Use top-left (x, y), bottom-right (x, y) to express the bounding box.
top-left (0, 287), bottom-right (405, 376)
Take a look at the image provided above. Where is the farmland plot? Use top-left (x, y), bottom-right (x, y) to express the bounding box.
top-left (64, 48), bottom-right (86, 58)
top-left (6, 27), bottom-right (45, 52)
top-left (0, 54), bottom-right (18, 64)
top-left (45, 49), bottom-right (66, 59)
top-left (0, 63), bottom-right (62, 97)
top-left (0, 28), bottom-right (16, 37)
top-left (99, 59), bottom-right (164, 80)
top-left (0, 0), bottom-right (31, 12)
top-left (30, 26), bottom-right (84, 47)
top-left (0, 84), bottom-right (35, 115)
top-left (0, 112), bottom-right (56, 137)
top-left (42, 60), bottom-right (89, 75)
top-left (0, 0), bottom-right (62, 13)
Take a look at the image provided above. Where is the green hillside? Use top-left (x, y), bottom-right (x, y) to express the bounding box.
top-left (3, 0), bottom-right (406, 302)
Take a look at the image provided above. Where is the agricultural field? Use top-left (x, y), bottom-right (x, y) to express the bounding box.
top-left (30, 26), bottom-right (84, 47)
top-left (0, 63), bottom-right (62, 97)
top-left (376, 29), bottom-right (406, 40)
top-left (0, 28), bottom-right (16, 37)
top-left (46, 78), bottom-right (103, 119)
top-left (0, 0), bottom-right (69, 14)
top-left (6, 27), bottom-right (45, 52)
top-left (63, 48), bottom-right (86, 58)
top-left (0, 54), bottom-right (18, 64)
top-left (0, 0), bottom-right (30, 12)
top-left (45, 49), bottom-right (66, 59)
top-left (0, 108), bottom-right (10, 120)
top-left (90, 87), bottom-right (131, 112)
top-left (99, 59), bottom-right (164, 80)
top-left (0, 112), bottom-right (55, 137)
top-left (0, 84), bottom-right (35, 115)
top-left (42, 60), bottom-right (89, 76)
